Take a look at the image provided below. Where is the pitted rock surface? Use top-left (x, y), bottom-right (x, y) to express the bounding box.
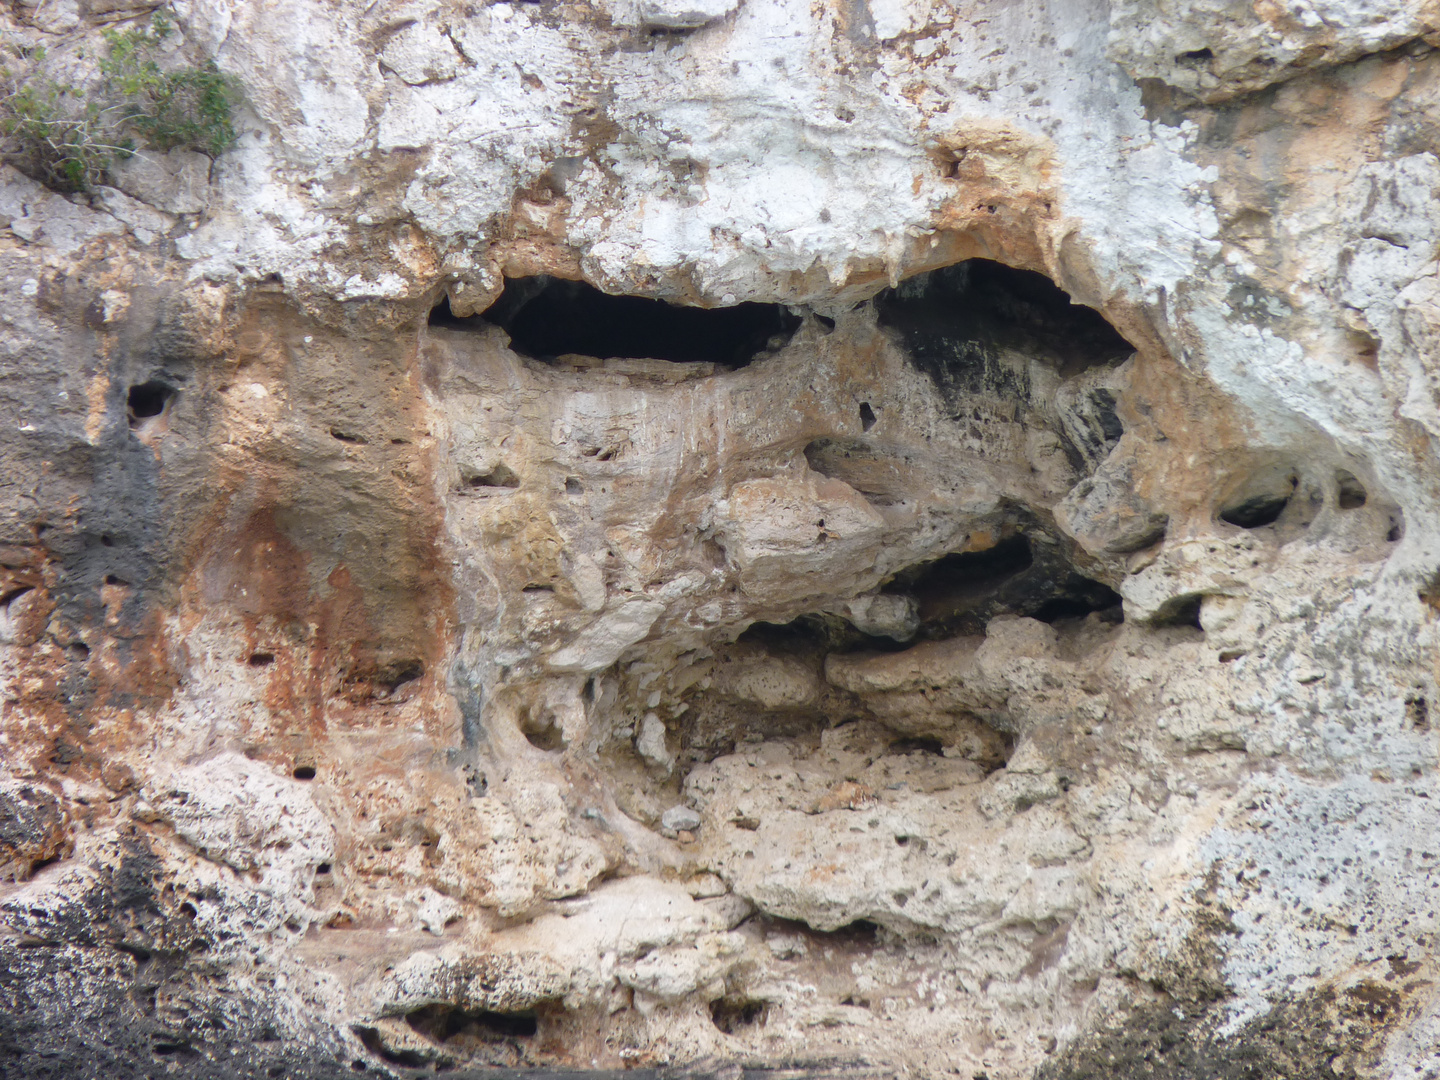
top-left (1, 1), bottom-right (1439, 1078)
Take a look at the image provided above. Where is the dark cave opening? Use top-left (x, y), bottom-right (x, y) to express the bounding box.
top-left (1335, 470), bottom-right (1367, 510)
top-left (735, 533), bottom-right (1122, 656)
top-left (874, 259), bottom-right (1134, 401)
top-left (432, 277), bottom-right (803, 367)
top-left (884, 532), bottom-right (1122, 638)
top-left (890, 735), bottom-right (946, 756)
top-left (737, 610), bottom-right (912, 655)
top-left (404, 1004), bottom-right (539, 1048)
top-left (896, 534), bottom-right (1035, 619)
top-left (1217, 467), bottom-right (1325, 536)
top-left (1152, 593), bottom-right (1205, 629)
top-left (1029, 590), bottom-right (1124, 623)
top-left (463, 463), bottom-right (521, 490)
top-left (127, 380), bottom-right (176, 426)
top-left (710, 996), bottom-right (770, 1034)
top-left (1220, 489), bottom-right (1291, 529)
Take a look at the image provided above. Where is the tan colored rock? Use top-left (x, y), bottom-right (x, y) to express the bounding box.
top-left (711, 654), bottom-right (820, 710)
top-left (1, 0), bottom-right (1438, 1075)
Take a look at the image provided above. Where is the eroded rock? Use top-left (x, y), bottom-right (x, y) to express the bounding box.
top-left (0, 0), bottom-right (1437, 1076)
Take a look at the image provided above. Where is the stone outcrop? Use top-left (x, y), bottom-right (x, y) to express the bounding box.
top-left (1, 1), bottom-right (1439, 1078)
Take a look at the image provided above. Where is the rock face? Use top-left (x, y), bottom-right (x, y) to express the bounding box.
top-left (1, 1), bottom-right (1439, 1078)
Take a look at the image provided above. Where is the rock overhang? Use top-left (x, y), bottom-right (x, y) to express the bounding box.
top-left (0, 0), bottom-right (1438, 1076)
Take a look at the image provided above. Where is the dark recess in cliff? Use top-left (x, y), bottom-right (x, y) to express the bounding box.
top-left (431, 277), bottom-right (802, 367)
top-left (875, 259), bottom-right (1133, 403)
top-left (884, 531), bottom-right (1122, 638)
top-left (738, 610), bottom-right (909, 655)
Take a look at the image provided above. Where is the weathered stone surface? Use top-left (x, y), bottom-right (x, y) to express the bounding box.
top-left (661, 805), bottom-right (703, 834)
top-left (1, 0), bottom-right (1438, 1076)
top-left (631, 0), bottom-right (740, 31)
top-left (0, 780), bottom-right (69, 881)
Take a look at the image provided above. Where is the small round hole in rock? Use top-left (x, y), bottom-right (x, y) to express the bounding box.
top-left (464, 463), bottom-right (520, 489)
top-left (830, 918), bottom-right (880, 943)
top-left (375, 658), bottom-right (424, 693)
top-left (1336, 469), bottom-right (1367, 509)
top-left (248, 652), bottom-right (275, 667)
top-left (522, 721), bottom-right (564, 752)
top-left (710, 997), bottom-right (770, 1034)
top-left (1030, 581), bottom-right (1123, 624)
top-left (890, 736), bottom-right (945, 756)
top-left (316, 863), bottom-right (332, 874)
top-left (127, 381), bottom-right (175, 424)
top-left (1406, 696), bottom-right (1430, 731)
top-left (293, 765), bottom-right (316, 781)
top-left (1153, 594), bottom-right (1204, 629)
top-left (1220, 489), bottom-right (1291, 529)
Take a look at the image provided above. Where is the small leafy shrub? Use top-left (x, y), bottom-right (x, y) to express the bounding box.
top-left (99, 11), bottom-right (239, 156)
top-left (0, 9), bottom-right (241, 192)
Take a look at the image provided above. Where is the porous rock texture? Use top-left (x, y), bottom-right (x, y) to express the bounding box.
top-left (2, 0), bottom-right (1439, 1078)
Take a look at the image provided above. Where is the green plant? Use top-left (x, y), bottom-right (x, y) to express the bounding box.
top-left (100, 11), bottom-right (240, 157)
top-left (0, 9), bottom-right (241, 193)
top-left (0, 44), bottom-right (131, 191)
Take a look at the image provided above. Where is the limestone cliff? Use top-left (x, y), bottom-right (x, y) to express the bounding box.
top-left (1, 1), bottom-right (1439, 1077)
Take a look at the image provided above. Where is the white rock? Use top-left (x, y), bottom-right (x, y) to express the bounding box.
top-left (718, 476), bottom-right (887, 600)
top-left (378, 947), bottom-right (569, 1015)
top-left (635, 0), bottom-right (740, 29)
top-left (91, 186), bottom-right (176, 244)
top-left (108, 149), bottom-right (212, 215)
top-left (406, 887), bottom-right (461, 936)
top-left (151, 753), bottom-right (335, 902)
top-left (380, 21), bottom-right (464, 85)
top-left (617, 932), bottom-right (742, 1002)
top-left (713, 654), bottom-right (820, 709)
top-left (548, 599), bottom-right (664, 671)
top-left (837, 593), bottom-right (920, 640)
top-left (636, 713), bottom-right (674, 774)
top-left (0, 167), bottom-right (123, 256)
top-left (660, 805), bottom-right (702, 833)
